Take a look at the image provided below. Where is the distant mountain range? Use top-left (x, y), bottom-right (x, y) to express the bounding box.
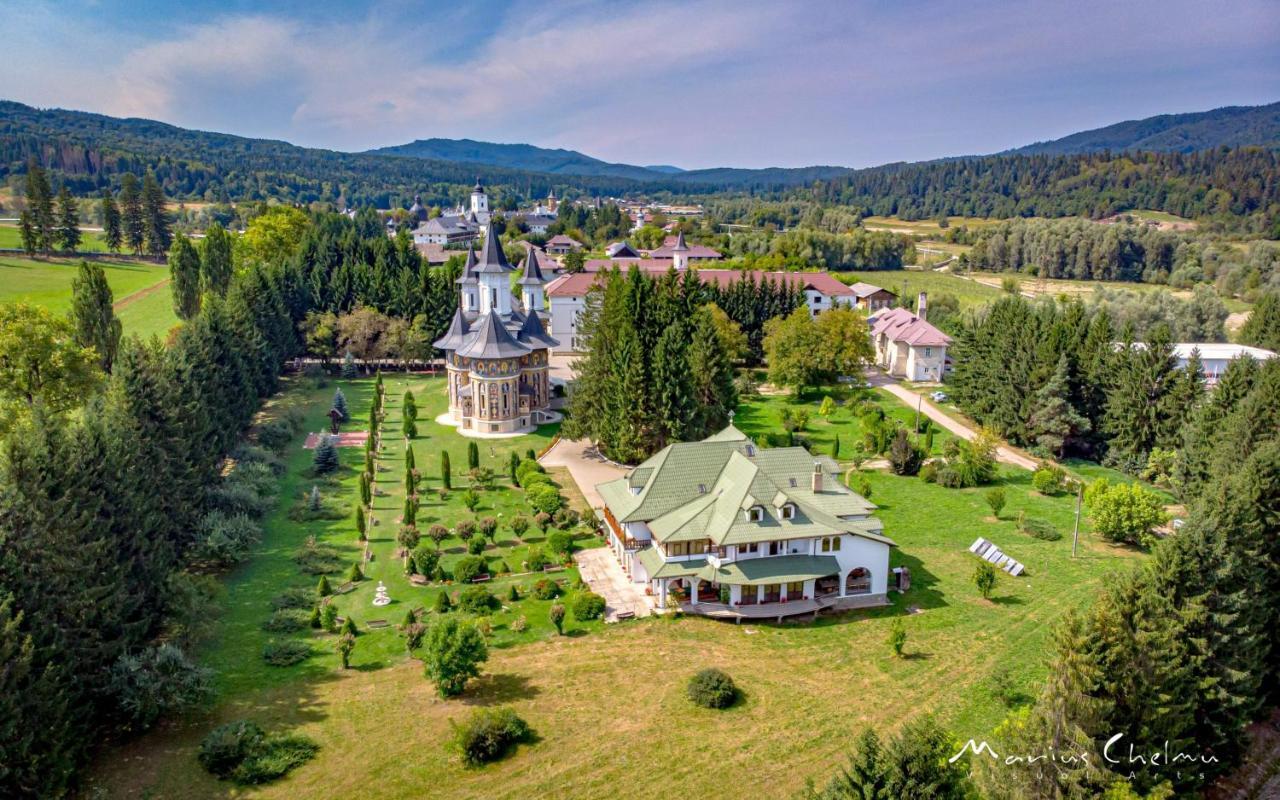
top-left (1006, 102), bottom-right (1280, 156)
top-left (367, 138), bottom-right (677, 182)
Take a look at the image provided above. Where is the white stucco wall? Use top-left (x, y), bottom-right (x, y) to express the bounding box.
top-left (549, 296), bottom-right (585, 353)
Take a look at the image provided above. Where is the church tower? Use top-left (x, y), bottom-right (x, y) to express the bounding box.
top-left (518, 250), bottom-right (547, 313)
top-left (547, 188), bottom-right (557, 213)
top-left (455, 245), bottom-right (480, 312)
top-left (472, 223), bottom-right (514, 316)
top-left (671, 231), bottom-right (691, 271)
top-left (470, 178), bottom-right (488, 217)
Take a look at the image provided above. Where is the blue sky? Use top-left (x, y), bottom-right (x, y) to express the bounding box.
top-left (7, 0), bottom-right (1279, 169)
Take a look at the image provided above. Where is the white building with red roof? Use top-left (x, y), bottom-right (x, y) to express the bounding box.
top-left (868, 294), bottom-right (951, 382)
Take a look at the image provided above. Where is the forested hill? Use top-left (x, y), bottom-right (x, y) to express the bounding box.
top-left (366, 138), bottom-right (673, 181)
top-left (1007, 102), bottom-right (1280, 156)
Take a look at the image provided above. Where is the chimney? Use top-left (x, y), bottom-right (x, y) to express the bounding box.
top-left (811, 463), bottom-right (823, 493)
top-left (917, 292), bottom-right (928, 321)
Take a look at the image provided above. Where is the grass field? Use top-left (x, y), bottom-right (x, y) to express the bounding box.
top-left (841, 268), bottom-right (1005, 309)
top-left (862, 216), bottom-right (1010, 235)
top-left (85, 375), bottom-right (1143, 799)
top-left (0, 223), bottom-right (115, 252)
top-left (0, 254), bottom-right (179, 338)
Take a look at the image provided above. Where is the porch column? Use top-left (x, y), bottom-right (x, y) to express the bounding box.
top-left (658, 579), bottom-right (668, 610)
top-left (689, 578), bottom-right (700, 605)
top-left (839, 570), bottom-right (847, 597)
top-left (756, 585), bottom-right (764, 604)
top-left (780, 583), bottom-right (789, 602)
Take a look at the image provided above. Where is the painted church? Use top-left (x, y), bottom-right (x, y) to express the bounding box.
top-left (432, 223), bottom-right (560, 436)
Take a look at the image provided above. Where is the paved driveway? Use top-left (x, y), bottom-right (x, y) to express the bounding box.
top-left (574, 547), bottom-right (651, 621)
top-left (539, 437), bottom-right (628, 509)
top-left (867, 370), bottom-right (1039, 471)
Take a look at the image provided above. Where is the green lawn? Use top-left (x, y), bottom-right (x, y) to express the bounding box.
top-left (735, 386), bottom-right (956, 459)
top-left (86, 377), bottom-right (1143, 800)
top-left (0, 223), bottom-right (116, 252)
top-left (839, 268), bottom-right (1005, 309)
top-left (0, 254), bottom-right (169, 313)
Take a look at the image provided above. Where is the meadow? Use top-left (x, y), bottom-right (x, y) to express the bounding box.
top-left (0, 222), bottom-right (115, 252)
top-left (85, 374), bottom-right (1141, 799)
top-left (840, 267), bottom-right (1004, 309)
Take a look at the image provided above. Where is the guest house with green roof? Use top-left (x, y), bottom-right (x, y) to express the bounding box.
top-left (596, 425), bottom-right (896, 619)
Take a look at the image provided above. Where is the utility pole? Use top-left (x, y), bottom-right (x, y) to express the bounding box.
top-left (915, 394), bottom-right (922, 433)
top-left (1071, 481), bottom-right (1083, 558)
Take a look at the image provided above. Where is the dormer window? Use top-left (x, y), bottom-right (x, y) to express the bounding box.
top-left (744, 444), bottom-right (756, 457)
top-left (697, 483), bottom-right (707, 494)
top-left (780, 503), bottom-right (796, 520)
top-left (746, 506), bottom-right (764, 522)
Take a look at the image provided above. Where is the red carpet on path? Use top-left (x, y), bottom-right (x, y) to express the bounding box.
top-left (303, 431), bottom-right (369, 449)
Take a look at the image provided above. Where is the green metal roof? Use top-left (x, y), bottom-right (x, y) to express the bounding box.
top-left (698, 555), bottom-right (841, 586)
top-left (634, 547), bottom-right (707, 579)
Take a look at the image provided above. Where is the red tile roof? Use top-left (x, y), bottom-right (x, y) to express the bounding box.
top-left (869, 307), bottom-right (951, 347)
top-left (648, 235), bottom-right (722, 259)
top-left (547, 266), bottom-right (858, 298)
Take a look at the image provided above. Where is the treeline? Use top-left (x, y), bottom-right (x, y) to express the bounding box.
top-left (0, 255), bottom-right (302, 796)
top-left (965, 218), bottom-right (1187, 282)
top-left (701, 269), bottom-right (807, 362)
top-left (563, 266), bottom-right (739, 463)
top-left (718, 228), bottom-right (911, 271)
top-left (804, 148), bottom-right (1280, 236)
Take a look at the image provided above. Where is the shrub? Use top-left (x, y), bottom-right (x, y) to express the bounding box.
top-left (467, 537), bottom-right (486, 556)
top-left (919, 461), bottom-right (939, 483)
top-left (854, 475), bottom-right (873, 499)
top-left (1085, 479), bottom-right (1167, 547)
top-left (316, 575), bottom-right (332, 597)
top-left (320, 604), bottom-right (338, 632)
top-left (262, 640), bottom-right (312, 667)
top-left (427, 524), bottom-right (450, 546)
top-left (295, 539), bottom-right (342, 575)
top-left (423, 617), bottom-right (489, 697)
top-left (515, 458), bottom-right (544, 486)
top-left (1032, 465), bottom-right (1065, 495)
top-left (108, 644), bottom-right (213, 731)
top-left (1020, 517), bottom-right (1062, 541)
top-left (460, 489), bottom-right (481, 512)
top-left (506, 584), bottom-right (519, 602)
top-left (525, 547), bottom-right (551, 572)
top-left (510, 516), bottom-right (530, 538)
top-left (262, 609), bottom-right (312, 633)
top-left (887, 428), bottom-right (924, 476)
top-left (553, 508), bottom-right (579, 528)
top-left (467, 441), bottom-right (480, 470)
top-left (271, 587), bottom-right (314, 610)
top-left (404, 622), bottom-right (426, 651)
top-left (459, 585), bottom-right (499, 614)
top-left (531, 578), bottom-right (561, 600)
top-left (195, 511), bottom-right (261, 566)
top-left (984, 487), bottom-right (1007, 518)
top-left (509, 614), bottom-right (528, 632)
top-left (347, 562), bottom-right (365, 582)
top-left (571, 591), bottom-right (606, 622)
top-left (455, 520), bottom-right (477, 541)
top-left (546, 530), bottom-right (573, 557)
top-left (973, 561), bottom-right (997, 599)
top-left (520, 471), bottom-right (553, 490)
top-left (412, 545), bottom-right (439, 577)
top-left (686, 668), bottom-right (737, 709)
top-left (453, 555), bottom-right (488, 584)
top-left (548, 603), bottom-right (566, 635)
top-left (527, 484), bottom-right (563, 515)
top-left (450, 707), bottom-right (532, 767)
top-left (434, 591), bottom-right (453, 613)
top-left (199, 720), bottom-right (319, 785)
top-left (478, 516), bottom-right (498, 541)
top-left (533, 511), bottom-right (552, 531)
top-left (256, 419), bottom-right (295, 451)
top-left (339, 616), bottom-right (358, 637)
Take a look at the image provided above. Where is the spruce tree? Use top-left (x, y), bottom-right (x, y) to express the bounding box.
top-left (313, 435), bottom-right (339, 474)
top-left (1238, 291), bottom-right (1280, 352)
top-left (100, 188), bottom-right (122, 253)
top-left (69, 261), bottom-right (122, 372)
top-left (200, 222), bottom-right (233, 296)
top-left (332, 387), bottom-right (349, 421)
top-left (23, 160), bottom-right (55, 254)
top-left (604, 322), bottom-right (651, 463)
top-left (119, 173), bottom-right (145, 254)
top-left (1104, 326), bottom-right (1177, 471)
top-left (18, 210), bottom-right (36, 256)
top-left (168, 235), bottom-right (202, 320)
top-left (1026, 353), bottom-right (1090, 457)
top-left (141, 172), bottom-right (171, 256)
top-left (652, 323), bottom-right (694, 446)
top-left (55, 187), bottom-right (81, 253)
top-left (687, 307), bottom-right (737, 438)
top-left (342, 350), bottom-right (358, 379)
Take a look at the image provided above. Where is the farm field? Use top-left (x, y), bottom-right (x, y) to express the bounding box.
top-left (862, 215), bottom-right (1010, 235)
top-left (961, 270), bottom-right (1253, 313)
top-left (0, 254), bottom-right (179, 338)
top-left (85, 375), bottom-right (1141, 800)
top-left (0, 222), bottom-right (115, 252)
top-left (839, 268), bottom-right (1004, 309)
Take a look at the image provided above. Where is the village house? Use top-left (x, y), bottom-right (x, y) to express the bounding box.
top-left (869, 294), bottom-right (951, 382)
top-left (648, 233), bottom-right (722, 262)
top-left (847, 282), bottom-right (898, 312)
top-left (544, 234), bottom-right (582, 255)
top-left (597, 425), bottom-right (896, 619)
top-left (431, 224), bottom-right (559, 436)
top-left (1173, 342), bottom-right (1277, 385)
top-left (411, 179), bottom-right (491, 245)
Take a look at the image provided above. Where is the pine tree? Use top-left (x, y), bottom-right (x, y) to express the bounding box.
top-left (23, 160), bottom-right (55, 254)
top-left (1238, 291), bottom-right (1280, 352)
top-left (69, 261), bottom-right (123, 372)
top-left (1158, 348), bottom-right (1204, 450)
top-left (168, 234), bottom-right (202, 320)
top-left (342, 350), bottom-right (358, 379)
top-left (652, 324), bottom-right (694, 446)
top-left (141, 172), bottom-right (171, 256)
top-left (687, 307), bottom-right (737, 438)
top-left (313, 435), bottom-right (339, 474)
top-left (119, 173), bottom-right (145, 255)
top-left (200, 223), bottom-right (233, 296)
top-left (405, 444), bottom-right (416, 473)
top-left (55, 187), bottom-right (81, 253)
top-left (332, 387), bottom-right (349, 421)
top-left (604, 322), bottom-right (651, 463)
top-left (18, 210), bottom-right (36, 256)
top-left (100, 188), bottom-right (122, 253)
top-left (1104, 326), bottom-right (1177, 471)
top-left (1027, 353), bottom-right (1090, 457)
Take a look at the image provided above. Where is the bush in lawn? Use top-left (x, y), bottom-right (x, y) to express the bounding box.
top-left (525, 547), bottom-right (551, 572)
top-left (509, 452), bottom-right (521, 485)
top-left (308, 606), bottom-right (321, 629)
top-left (450, 707), bottom-right (532, 766)
top-left (441, 450), bottom-right (452, 489)
top-left (413, 545), bottom-right (440, 577)
top-left (404, 622), bottom-right (426, 652)
top-left (1032, 464), bottom-right (1065, 495)
top-left (467, 440), bottom-right (480, 469)
top-left (973, 561), bottom-right (998, 599)
top-left (320, 604), bottom-right (338, 632)
top-left (199, 720), bottom-right (264, 779)
top-left (519, 470), bottom-right (553, 490)
top-left (316, 575), bottom-right (332, 597)
top-left (257, 419), bottom-right (295, 451)
top-left (515, 458), bottom-right (544, 485)
top-left (686, 668), bottom-right (737, 709)
top-left (533, 511), bottom-right (552, 532)
top-left (337, 632), bottom-right (356, 669)
top-left (455, 519), bottom-right (477, 541)
top-left (199, 719), bottom-right (319, 785)
top-left (887, 428), bottom-right (924, 476)
top-left (532, 578), bottom-right (561, 600)
top-left (271, 587), bottom-right (314, 610)
top-left (1085, 479), bottom-right (1167, 547)
top-left (552, 508), bottom-right (577, 528)
top-left (1020, 517), bottom-right (1062, 541)
top-left (355, 505), bottom-right (367, 541)
top-left (581, 507), bottom-right (599, 530)
top-left (509, 614), bottom-right (528, 633)
top-left (548, 603), bottom-right (566, 635)
top-left (984, 487), bottom-right (1007, 518)
top-left (887, 618), bottom-right (908, 658)
top-left (453, 555), bottom-right (488, 584)
top-left (527, 484), bottom-right (562, 515)
top-left (339, 616), bottom-right (358, 637)
top-left (295, 537), bottom-right (342, 574)
top-left (459, 585), bottom-right (499, 614)
top-left (854, 475), bottom-right (873, 499)
top-left (546, 529), bottom-right (574, 558)
top-left (347, 562), bottom-right (364, 582)
top-left (427, 523), bottom-right (450, 547)
top-left (262, 608), bottom-right (312, 633)
top-left (312, 435), bottom-right (339, 475)
top-left (423, 617), bottom-right (489, 697)
top-left (478, 516), bottom-right (498, 541)
top-left (195, 511), bottom-right (262, 566)
top-left (403, 416), bottom-right (417, 439)
top-left (507, 584), bottom-right (520, 602)
top-left (434, 590), bottom-right (453, 613)
top-left (460, 489), bottom-right (481, 512)
top-left (262, 640), bottom-right (312, 667)
top-left (465, 537), bottom-right (486, 555)
top-left (571, 591), bottom-right (606, 622)
top-left (108, 644), bottom-right (213, 731)
top-left (398, 525), bottom-right (421, 551)
top-left (341, 350), bottom-right (358, 378)
top-left (495, 560), bottom-right (510, 575)
top-left (510, 515), bottom-right (530, 540)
